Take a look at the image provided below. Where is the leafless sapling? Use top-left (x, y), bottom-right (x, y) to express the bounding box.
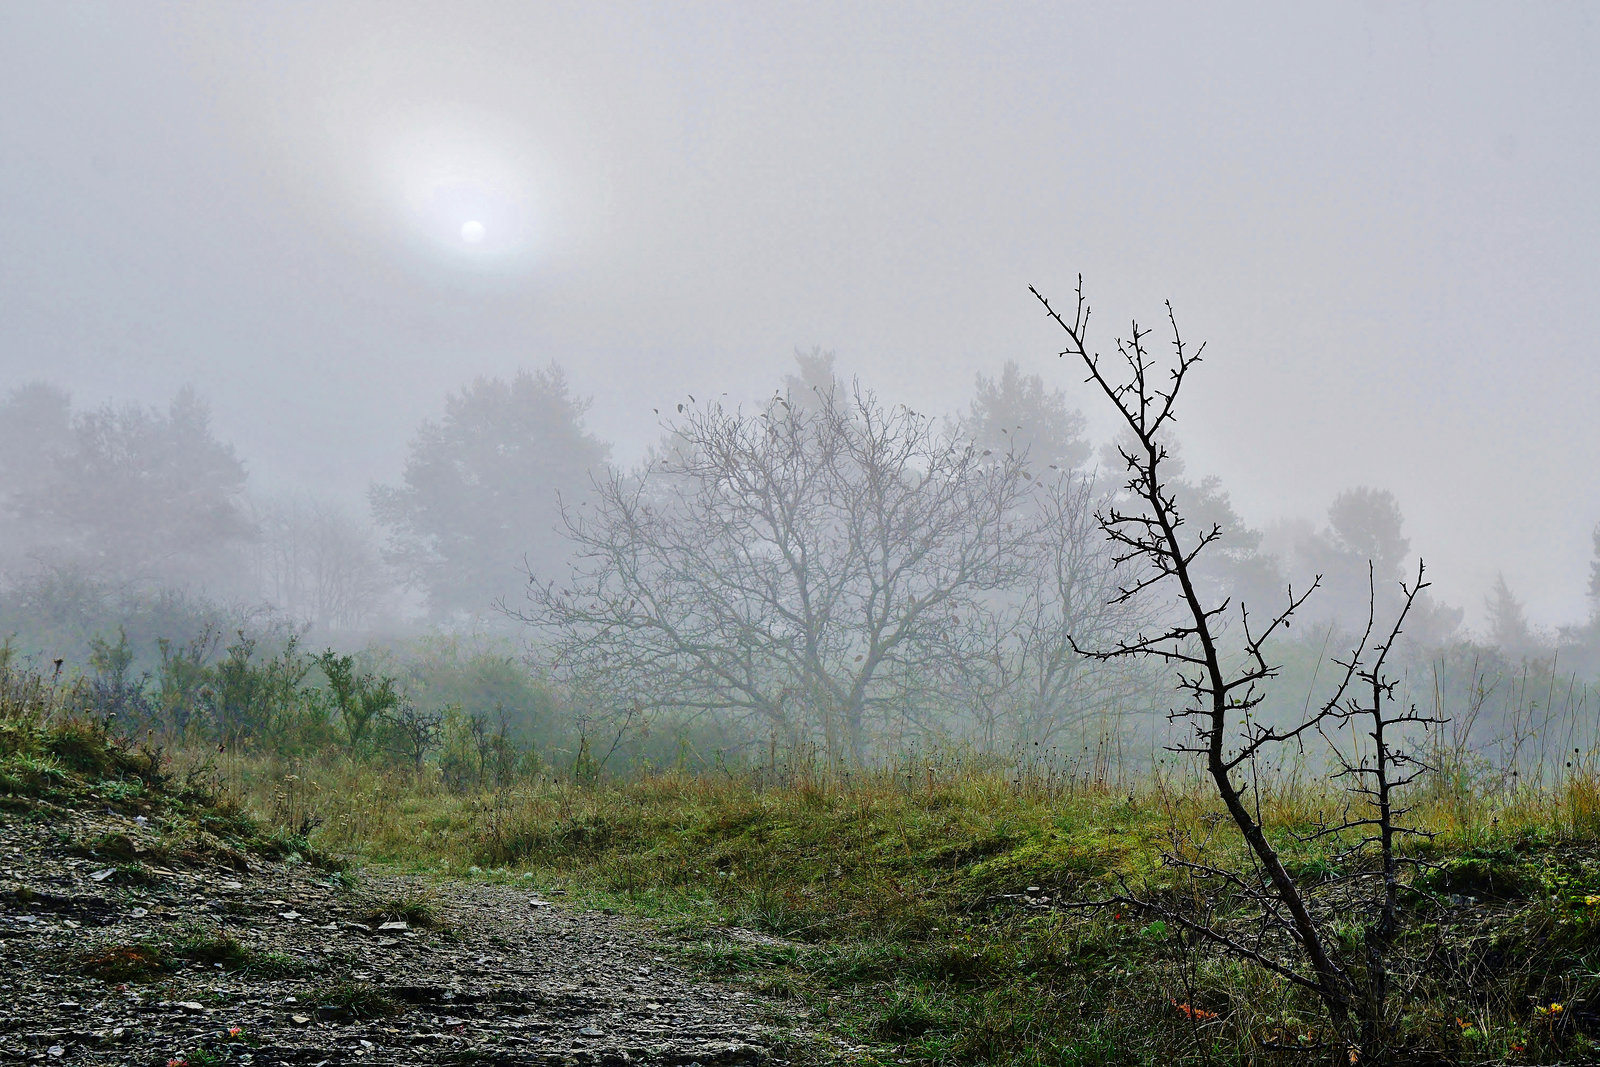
top-left (1031, 277), bottom-right (1443, 1063)
top-left (389, 701), bottom-right (444, 772)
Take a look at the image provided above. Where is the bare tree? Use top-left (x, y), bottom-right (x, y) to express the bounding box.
top-left (1318, 563), bottom-right (1442, 1056)
top-left (929, 470), bottom-right (1157, 752)
top-left (388, 701), bottom-right (444, 772)
top-left (518, 381), bottom-right (1036, 765)
top-left (252, 498), bottom-right (393, 632)
top-left (1033, 278), bottom-right (1442, 1063)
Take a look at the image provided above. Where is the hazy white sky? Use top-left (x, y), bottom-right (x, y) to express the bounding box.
top-left (1, 1), bottom-right (1596, 628)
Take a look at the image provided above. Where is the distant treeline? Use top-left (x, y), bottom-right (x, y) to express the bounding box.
top-left (2, 354), bottom-right (1599, 773)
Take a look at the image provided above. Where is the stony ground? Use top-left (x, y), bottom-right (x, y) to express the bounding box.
top-left (0, 800), bottom-right (822, 1066)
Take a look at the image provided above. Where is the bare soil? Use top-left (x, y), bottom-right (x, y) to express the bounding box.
top-left (0, 800), bottom-right (819, 1066)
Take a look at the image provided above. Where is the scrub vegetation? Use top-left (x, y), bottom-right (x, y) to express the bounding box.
top-left (10, 669), bottom-right (1600, 1064)
top-left (7, 283), bottom-right (1600, 1064)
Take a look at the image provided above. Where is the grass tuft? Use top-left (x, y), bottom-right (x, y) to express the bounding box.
top-left (73, 927), bottom-right (280, 982)
top-left (358, 887), bottom-right (445, 929)
top-left (303, 980), bottom-right (401, 1020)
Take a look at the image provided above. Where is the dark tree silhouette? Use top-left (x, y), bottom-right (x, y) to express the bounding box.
top-left (1588, 523), bottom-right (1600, 618)
top-left (371, 365), bottom-right (609, 620)
top-left (966, 359), bottom-right (1091, 473)
top-left (1484, 571), bottom-right (1537, 657)
top-left (0, 384), bottom-right (250, 586)
top-left (1328, 488), bottom-right (1411, 580)
top-left (1033, 277), bottom-right (1443, 1063)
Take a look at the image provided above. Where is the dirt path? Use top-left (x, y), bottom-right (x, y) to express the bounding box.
top-left (0, 801), bottom-right (816, 1065)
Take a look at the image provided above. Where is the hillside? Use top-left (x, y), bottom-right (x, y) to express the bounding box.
top-left (0, 713), bottom-right (810, 1066)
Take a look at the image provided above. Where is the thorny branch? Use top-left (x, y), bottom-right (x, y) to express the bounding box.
top-left (1032, 277), bottom-right (1444, 1062)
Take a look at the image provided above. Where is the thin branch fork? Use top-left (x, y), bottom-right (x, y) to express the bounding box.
top-left (1031, 279), bottom-right (1449, 1055)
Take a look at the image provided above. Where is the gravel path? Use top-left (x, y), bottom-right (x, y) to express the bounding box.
top-left (0, 801), bottom-right (816, 1066)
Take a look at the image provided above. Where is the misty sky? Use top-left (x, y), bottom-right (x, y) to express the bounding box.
top-left (1, 2), bottom-right (1596, 629)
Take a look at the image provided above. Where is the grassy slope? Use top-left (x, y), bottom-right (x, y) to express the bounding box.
top-left (0, 675), bottom-right (343, 991)
top-left (0, 703), bottom-right (327, 869)
top-left (12, 665), bottom-right (1597, 1064)
top-left (218, 755), bottom-right (1600, 1066)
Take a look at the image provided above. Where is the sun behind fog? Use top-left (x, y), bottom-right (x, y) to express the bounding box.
top-left (373, 113), bottom-right (541, 264)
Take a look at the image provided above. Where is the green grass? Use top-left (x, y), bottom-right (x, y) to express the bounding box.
top-left (1, 677), bottom-right (341, 871)
top-left (14, 656), bottom-right (1600, 1065)
top-left (357, 886), bottom-right (446, 929)
top-left (211, 755), bottom-right (1600, 1066)
top-left (301, 980), bottom-right (401, 1020)
top-left (74, 927), bottom-right (319, 982)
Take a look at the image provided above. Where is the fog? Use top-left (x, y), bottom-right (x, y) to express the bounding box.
top-left (2, 0), bottom-right (1597, 635)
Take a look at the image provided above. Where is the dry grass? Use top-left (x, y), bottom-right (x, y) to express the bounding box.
top-left (14, 652), bottom-right (1599, 1065)
top-left (201, 748), bottom-right (1600, 1065)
